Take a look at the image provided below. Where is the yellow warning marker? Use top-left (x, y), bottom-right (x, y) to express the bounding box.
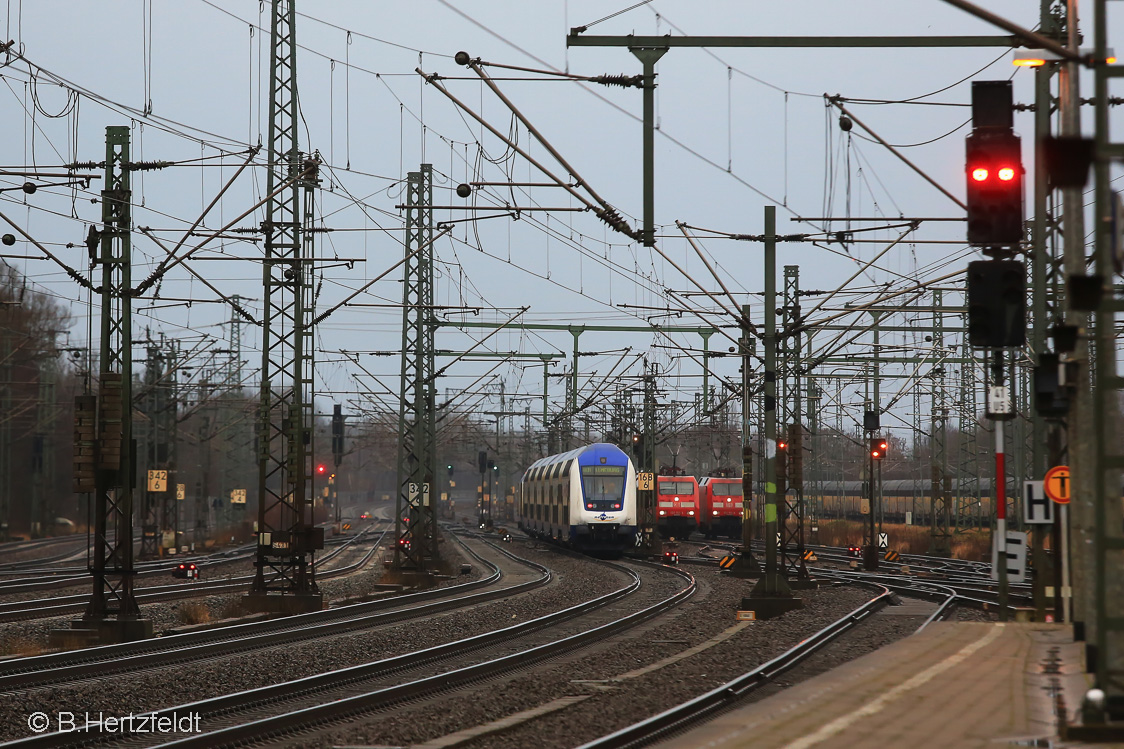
top-left (802, 550), bottom-right (818, 562)
top-left (718, 555), bottom-right (737, 569)
top-left (885, 549), bottom-right (900, 562)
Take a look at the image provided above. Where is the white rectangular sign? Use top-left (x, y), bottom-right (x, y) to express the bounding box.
top-left (991, 530), bottom-right (1026, 583)
top-left (877, 532), bottom-right (889, 549)
top-left (1023, 480), bottom-right (1054, 525)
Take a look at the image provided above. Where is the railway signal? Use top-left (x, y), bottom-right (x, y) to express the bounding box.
top-left (967, 259), bottom-right (1027, 348)
top-left (965, 81), bottom-right (1024, 249)
top-left (869, 437), bottom-right (888, 460)
top-left (331, 404), bottom-right (344, 466)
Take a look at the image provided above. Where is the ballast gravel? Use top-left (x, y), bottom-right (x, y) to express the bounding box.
top-left (308, 570), bottom-right (901, 749)
top-left (0, 538), bottom-right (628, 742)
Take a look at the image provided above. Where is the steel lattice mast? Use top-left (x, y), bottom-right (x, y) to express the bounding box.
top-left (56, 126), bottom-right (152, 645)
top-left (247, 0), bottom-right (322, 612)
top-left (394, 163), bottom-right (439, 570)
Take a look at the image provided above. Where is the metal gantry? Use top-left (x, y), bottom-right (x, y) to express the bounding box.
top-left (394, 163), bottom-right (439, 570)
top-left (247, 0), bottom-right (322, 613)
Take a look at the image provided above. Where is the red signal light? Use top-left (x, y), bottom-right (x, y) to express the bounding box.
top-left (971, 167), bottom-right (989, 182)
top-left (316, 464), bottom-right (326, 474)
top-left (997, 167), bottom-right (1016, 181)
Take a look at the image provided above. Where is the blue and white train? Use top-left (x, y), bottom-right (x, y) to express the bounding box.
top-left (518, 443), bottom-right (637, 555)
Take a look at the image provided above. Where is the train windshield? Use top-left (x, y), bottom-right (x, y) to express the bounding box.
top-left (581, 465), bottom-right (626, 511)
top-left (658, 481), bottom-right (696, 496)
top-left (712, 483), bottom-right (743, 497)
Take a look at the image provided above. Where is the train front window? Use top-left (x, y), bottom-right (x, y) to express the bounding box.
top-left (581, 465), bottom-right (626, 511)
top-left (659, 481), bottom-right (696, 496)
top-left (713, 484), bottom-right (743, 497)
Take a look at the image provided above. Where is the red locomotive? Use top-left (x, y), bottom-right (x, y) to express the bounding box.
top-left (698, 476), bottom-right (744, 540)
top-left (656, 474), bottom-right (699, 540)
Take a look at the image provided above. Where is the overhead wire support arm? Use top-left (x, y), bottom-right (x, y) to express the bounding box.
top-left (676, 222), bottom-right (756, 333)
top-left (803, 225), bottom-right (920, 319)
top-left (647, 236), bottom-right (754, 340)
top-left (312, 224), bottom-right (452, 326)
top-left (137, 228), bottom-right (259, 325)
top-left (135, 158), bottom-right (312, 295)
top-left (0, 208), bottom-right (94, 290)
top-left (422, 58), bottom-right (642, 239)
top-left (141, 146), bottom-right (259, 279)
top-left (566, 33), bottom-right (1020, 49)
top-left (417, 70), bottom-right (606, 220)
top-left (826, 97), bottom-right (967, 211)
top-left (464, 55), bottom-right (638, 237)
top-left (447, 54), bottom-right (644, 88)
top-left (426, 306), bottom-right (530, 385)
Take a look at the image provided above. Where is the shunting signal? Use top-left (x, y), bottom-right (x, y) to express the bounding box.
top-left (869, 437), bottom-right (889, 460)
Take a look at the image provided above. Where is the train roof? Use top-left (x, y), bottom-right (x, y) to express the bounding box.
top-left (523, 442), bottom-right (630, 475)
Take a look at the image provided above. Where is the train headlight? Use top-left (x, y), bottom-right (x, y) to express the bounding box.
top-left (658, 510), bottom-right (666, 516)
top-left (688, 510), bottom-right (695, 516)
top-left (712, 510), bottom-right (719, 515)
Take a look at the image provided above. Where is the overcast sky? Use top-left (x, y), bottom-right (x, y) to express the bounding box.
top-left (1, 1), bottom-right (1119, 447)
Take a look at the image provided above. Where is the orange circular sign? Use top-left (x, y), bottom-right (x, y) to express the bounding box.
top-left (1044, 465), bottom-right (1071, 504)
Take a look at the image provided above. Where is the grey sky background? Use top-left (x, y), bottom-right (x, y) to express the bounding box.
top-left (1, 1), bottom-right (1119, 443)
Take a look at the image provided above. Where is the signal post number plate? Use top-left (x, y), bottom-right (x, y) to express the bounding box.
top-left (638, 472), bottom-right (654, 491)
top-left (147, 470), bottom-right (168, 492)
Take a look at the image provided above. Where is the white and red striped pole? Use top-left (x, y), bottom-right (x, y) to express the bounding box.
top-left (992, 351), bottom-right (1009, 622)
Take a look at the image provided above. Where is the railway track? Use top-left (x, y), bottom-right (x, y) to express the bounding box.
top-left (682, 538), bottom-right (1030, 613)
top-left (6, 541), bottom-right (695, 748)
top-left (0, 531), bottom-right (532, 692)
top-left (0, 524), bottom-right (381, 622)
top-left (577, 580), bottom-right (895, 749)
